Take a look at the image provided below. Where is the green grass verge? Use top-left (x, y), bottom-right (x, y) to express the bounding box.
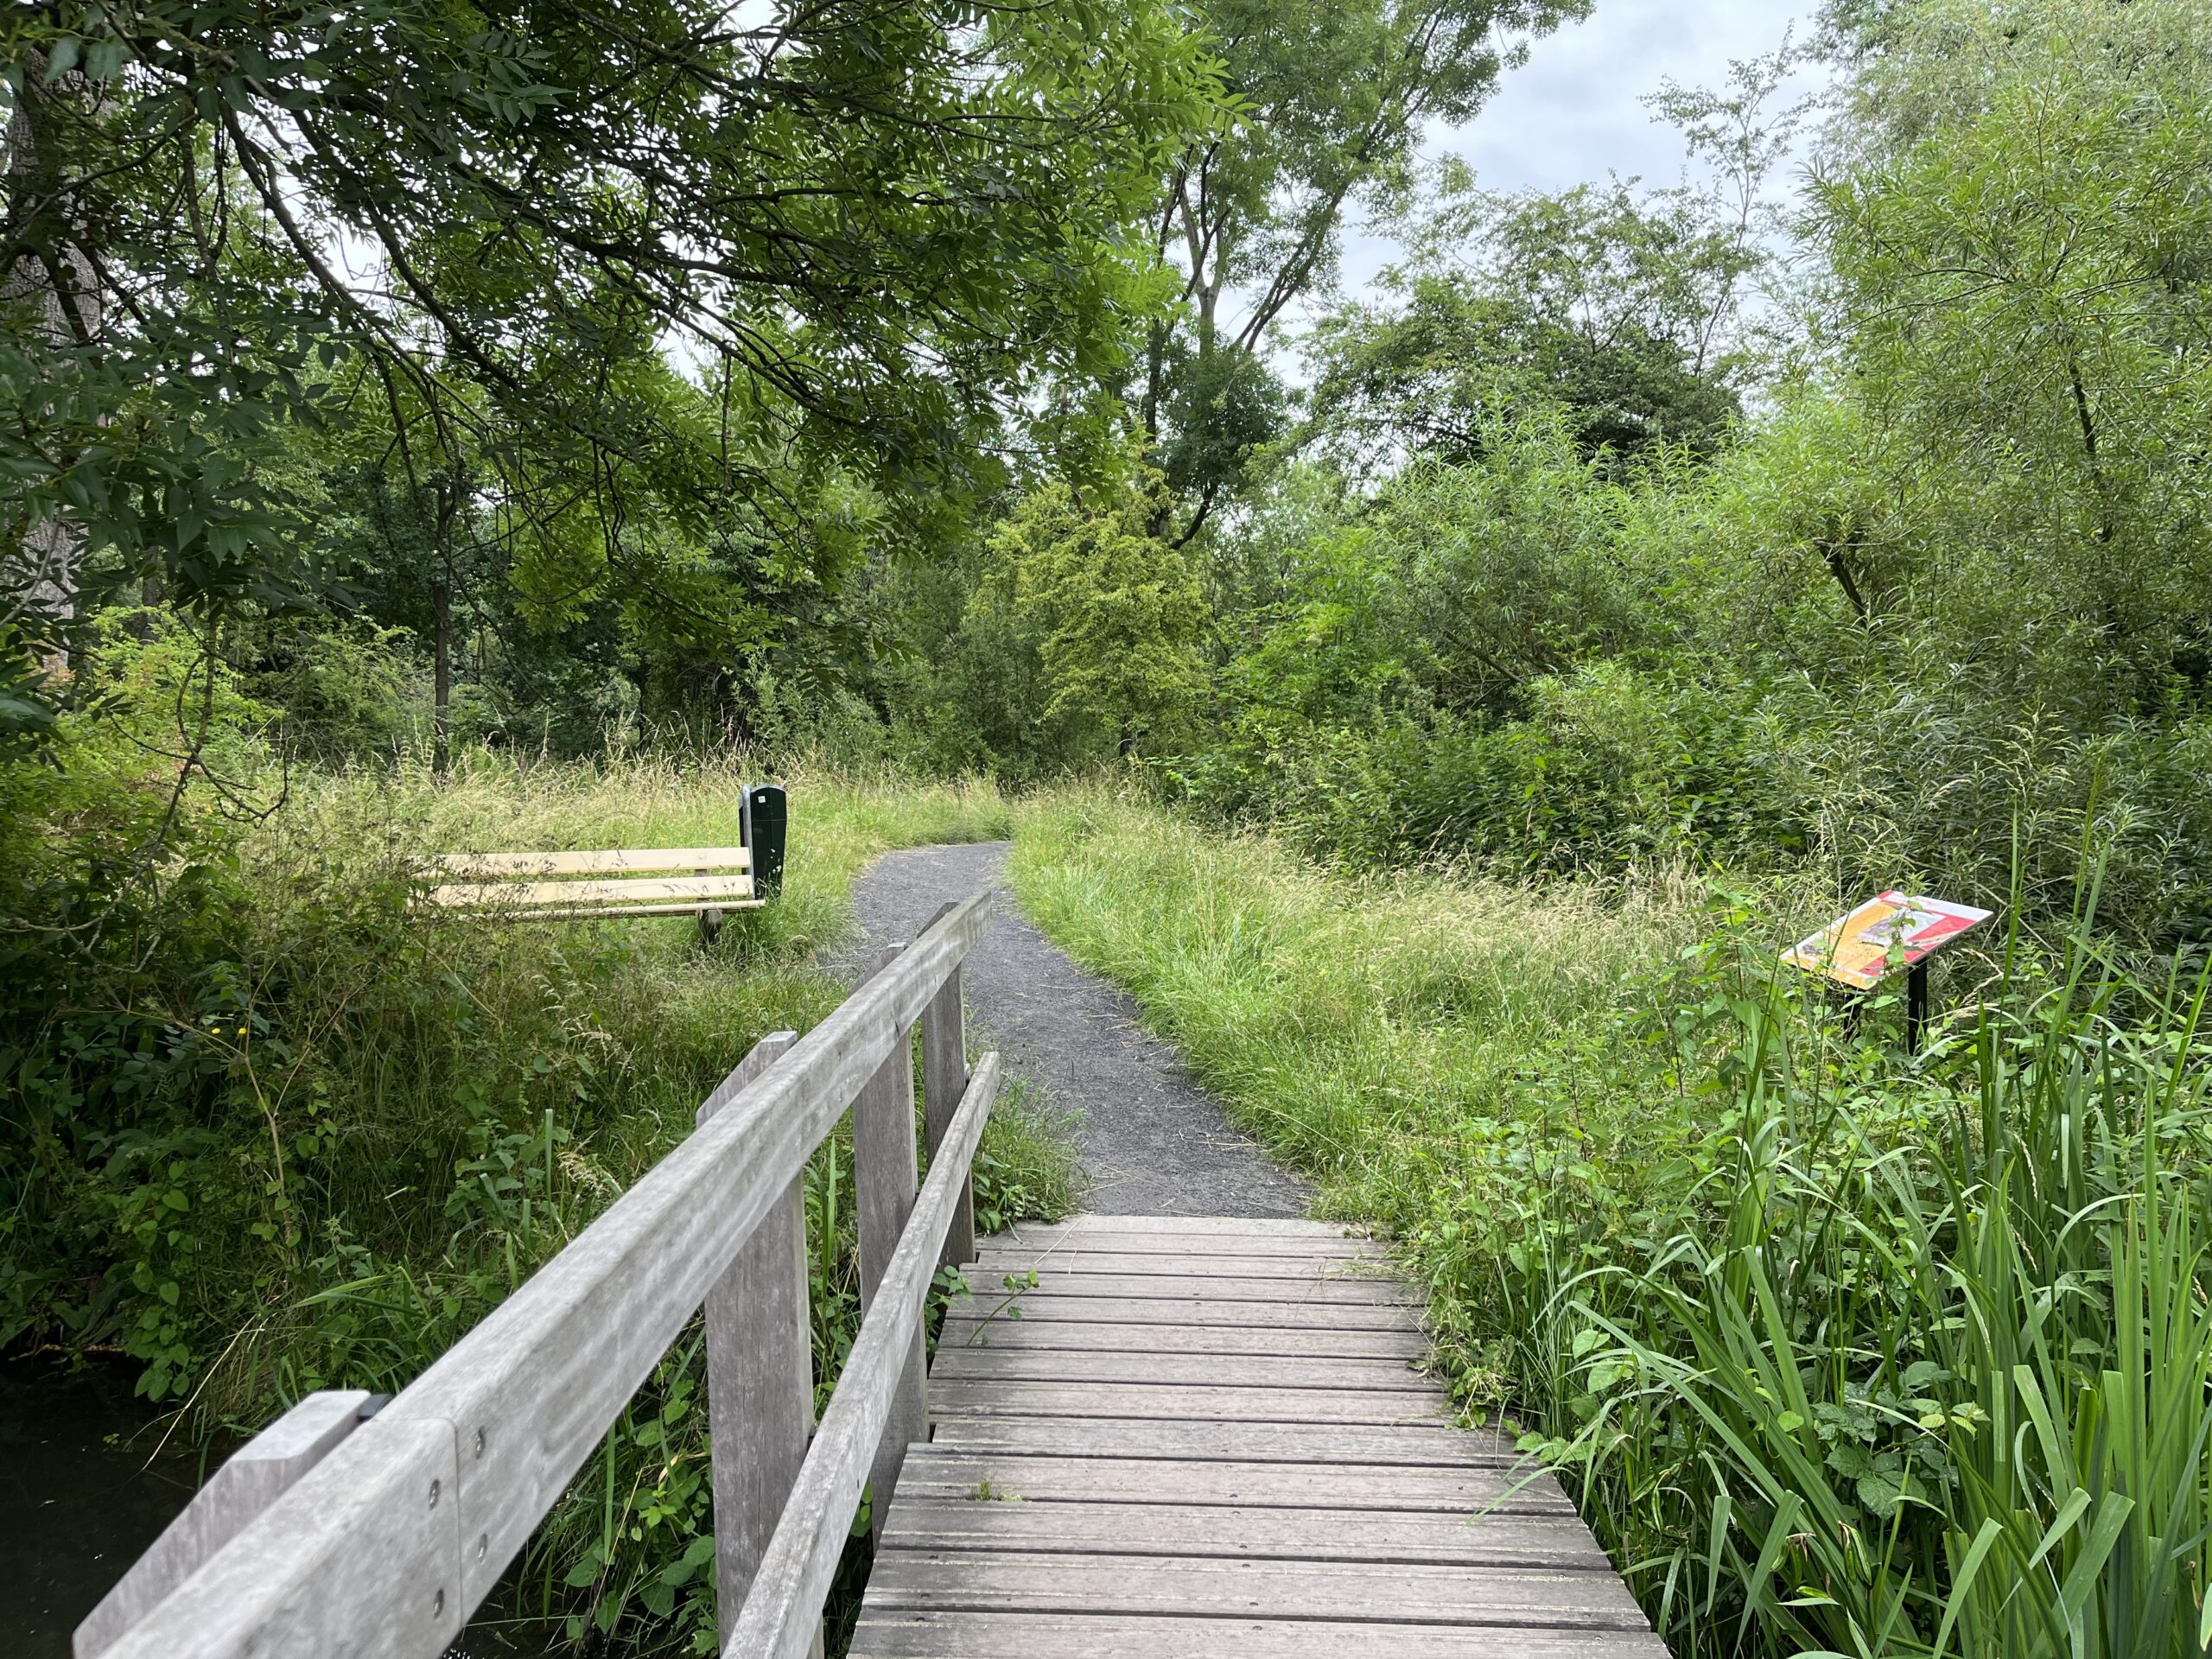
top-left (1008, 783), bottom-right (2212, 1659)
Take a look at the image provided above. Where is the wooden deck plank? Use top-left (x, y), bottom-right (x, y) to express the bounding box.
top-left (995, 1238), bottom-right (1389, 1265)
top-left (931, 1379), bottom-right (1453, 1427)
top-left (926, 1417), bottom-right (1514, 1467)
top-left (1013, 1216), bottom-right (1359, 1239)
top-left (858, 1219), bottom-right (1660, 1658)
top-left (893, 1449), bottom-right (1572, 1514)
top-left (953, 1269), bottom-right (1417, 1305)
top-left (865, 1548), bottom-right (1649, 1626)
top-left (851, 1611), bottom-right (1668, 1657)
top-left (879, 1497), bottom-right (1611, 1568)
top-left (929, 1346), bottom-right (1433, 1393)
top-left (936, 1315), bottom-right (1428, 1360)
top-left (970, 1249), bottom-right (1393, 1279)
top-left (942, 1294), bottom-right (1419, 1331)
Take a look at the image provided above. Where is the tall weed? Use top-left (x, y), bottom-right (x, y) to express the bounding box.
top-left (1011, 785), bottom-right (2212, 1656)
top-left (3, 741), bottom-right (1061, 1653)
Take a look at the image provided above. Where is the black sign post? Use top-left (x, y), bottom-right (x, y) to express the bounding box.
top-left (741, 783), bottom-right (787, 899)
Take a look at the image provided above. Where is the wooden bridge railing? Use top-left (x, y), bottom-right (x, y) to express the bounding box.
top-left (77, 890), bottom-right (1001, 1659)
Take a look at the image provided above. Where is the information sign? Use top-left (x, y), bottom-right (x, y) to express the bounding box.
top-left (1782, 892), bottom-right (1993, 990)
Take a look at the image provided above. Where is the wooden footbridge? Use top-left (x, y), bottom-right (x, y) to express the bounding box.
top-left (76, 891), bottom-right (1661, 1659)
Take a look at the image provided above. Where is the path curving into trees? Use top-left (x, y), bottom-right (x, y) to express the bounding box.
top-left (844, 842), bottom-right (1308, 1218)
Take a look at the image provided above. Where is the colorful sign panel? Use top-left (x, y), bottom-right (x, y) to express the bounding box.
top-left (1782, 892), bottom-right (1994, 990)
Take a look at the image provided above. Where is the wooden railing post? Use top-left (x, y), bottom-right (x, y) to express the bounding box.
top-left (696, 1030), bottom-right (812, 1643)
top-left (73, 1390), bottom-right (374, 1659)
top-left (852, 943), bottom-right (927, 1534)
top-left (85, 892), bottom-right (998, 1659)
top-left (727, 1053), bottom-right (1004, 1659)
top-left (918, 906), bottom-right (974, 1268)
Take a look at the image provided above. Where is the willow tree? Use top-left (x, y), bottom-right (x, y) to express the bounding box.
top-left (1811, 0), bottom-right (2212, 719)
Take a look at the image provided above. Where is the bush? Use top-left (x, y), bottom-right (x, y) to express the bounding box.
top-left (250, 620), bottom-right (430, 763)
top-left (2, 721), bottom-right (1052, 1652)
top-left (1175, 662), bottom-right (1808, 878)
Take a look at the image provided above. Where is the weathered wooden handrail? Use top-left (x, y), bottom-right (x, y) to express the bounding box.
top-left (79, 888), bottom-right (998, 1659)
top-left (733, 1051), bottom-right (1001, 1659)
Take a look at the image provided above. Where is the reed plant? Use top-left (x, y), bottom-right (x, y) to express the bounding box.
top-left (1010, 783), bottom-right (2212, 1657)
top-left (1542, 925), bottom-right (2212, 1658)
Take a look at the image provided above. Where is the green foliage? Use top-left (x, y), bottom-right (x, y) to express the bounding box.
top-left (1306, 177), bottom-right (1751, 474)
top-left (0, 724), bottom-right (1063, 1650)
top-left (1539, 958), bottom-right (2212, 1658)
top-left (1135, 0), bottom-right (1592, 538)
top-left (1811, 0), bottom-right (2212, 717)
top-left (1142, 0), bottom-right (2212, 957)
top-left (1153, 340), bottom-right (1290, 507)
top-left (985, 478), bottom-right (1211, 760)
top-left (1, 0), bottom-right (1224, 741)
top-left (864, 473), bottom-right (1213, 779)
top-left (1175, 419), bottom-right (1805, 874)
top-left (1011, 788), bottom-right (2212, 1658)
top-left (249, 620), bottom-right (429, 763)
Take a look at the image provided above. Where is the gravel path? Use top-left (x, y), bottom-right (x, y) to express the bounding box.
top-left (842, 842), bottom-right (1310, 1218)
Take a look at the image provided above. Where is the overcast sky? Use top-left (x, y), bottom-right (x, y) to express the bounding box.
top-left (1308, 0), bottom-right (1823, 344)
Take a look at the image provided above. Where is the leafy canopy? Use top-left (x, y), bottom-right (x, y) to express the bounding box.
top-left (0, 0), bottom-right (1223, 731)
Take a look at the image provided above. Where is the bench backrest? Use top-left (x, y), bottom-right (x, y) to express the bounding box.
top-left (431, 849), bottom-right (751, 878)
top-left (420, 848), bottom-right (757, 918)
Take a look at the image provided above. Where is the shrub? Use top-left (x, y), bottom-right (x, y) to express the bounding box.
top-left (2, 728), bottom-right (1047, 1652)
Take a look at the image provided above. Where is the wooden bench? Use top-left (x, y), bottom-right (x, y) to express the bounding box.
top-left (418, 847), bottom-right (762, 924)
top-left (413, 783), bottom-right (786, 937)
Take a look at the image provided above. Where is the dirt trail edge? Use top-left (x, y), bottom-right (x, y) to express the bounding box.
top-left (842, 841), bottom-right (1310, 1218)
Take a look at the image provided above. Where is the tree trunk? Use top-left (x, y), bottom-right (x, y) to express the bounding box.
top-left (1141, 319), bottom-right (1166, 444)
top-left (4, 65), bottom-right (103, 671)
top-left (430, 467), bottom-right (464, 774)
top-left (132, 569), bottom-right (163, 643)
top-left (433, 578), bottom-right (451, 774)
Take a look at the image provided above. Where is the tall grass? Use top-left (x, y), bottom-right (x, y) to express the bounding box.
top-left (1012, 783), bottom-right (1703, 1205)
top-left (1010, 784), bottom-right (2212, 1657)
top-left (195, 753), bottom-right (1027, 1413)
top-left (5, 747), bottom-right (1071, 1655)
top-left (1552, 939), bottom-right (2212, 1658)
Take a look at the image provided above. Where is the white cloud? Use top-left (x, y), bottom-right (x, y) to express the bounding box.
top-left (1315, 1), bottom-right (1823, 324)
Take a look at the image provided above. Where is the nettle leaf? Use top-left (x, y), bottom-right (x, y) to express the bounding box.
top-left (1901, 1359), bottom-right (1948, 1390)
top-left (1826, 1442), bottom-right (1874, 1481)
top-left (658, 1534), bottom-right (715, 1585)
top-left (1856, 1469), bottom-right (1929, 1520)
top-left (563, 1543), bottom-right (607, 1588)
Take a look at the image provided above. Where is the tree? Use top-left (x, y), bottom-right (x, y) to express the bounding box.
top-left (0, 2), bottom-right (1221, 742)
top-left (1302, 40), bottom-right (1809, 477)
top-left (1810, 0), bottom-right (2212, 716)
top-left (984, 477), bottom-right (1211, 759)
top-left (1135, 0), bottom-right (1590, 541)
top-left (1305, 180), bottom-right (1750, 475)
top-left (1, 49), bottom-right (99, 698)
